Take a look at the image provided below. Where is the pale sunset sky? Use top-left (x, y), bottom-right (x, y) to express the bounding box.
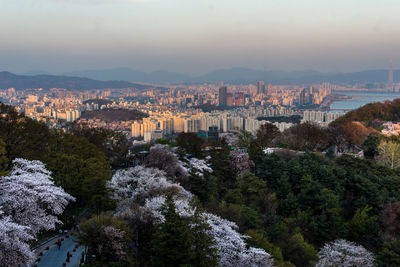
top-left (1, 0), bottom-right (399, 74)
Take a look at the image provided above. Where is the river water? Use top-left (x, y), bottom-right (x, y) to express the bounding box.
top-left (330, 91), bottom-right (400, 112)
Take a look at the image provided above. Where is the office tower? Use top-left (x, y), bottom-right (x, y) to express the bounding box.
top-left (219, 86), bottom-right (227, 107)
top-left (389, 60), bottom-right (394, 92)
top-left (257, 81), bottom-right (265, 95)
top-left (299, 88), bottom-right (306, 105)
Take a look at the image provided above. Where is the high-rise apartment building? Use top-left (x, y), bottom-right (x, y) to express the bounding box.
top-left (257, 81), bottom-right (265, 95)
top-left (219, 86), bottom-right (227, 107)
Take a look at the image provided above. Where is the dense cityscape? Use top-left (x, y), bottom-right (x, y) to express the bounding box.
top-left (0, 81), bottom-right (368, 143)
top-left (2, 0), bottom-right (400, 267)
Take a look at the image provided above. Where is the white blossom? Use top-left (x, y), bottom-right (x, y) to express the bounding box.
top-left (316, 239), bottom-right (375, 267)
top-left (0, 158), bottom-right (75, 234)
top-left (144, 144), bottom-right (189, 179)
top-left (230, 150), bottom-right (253, 174)
top-left (0, 159), bottom-right (74, 266)
top-left (134, 193), bottom-right (274, 267)
top-left (189, 158), bottom-right (213, 177)
top-left (108, 165), bottom-right (192, 209)
top-left (0, 212), bottom-right (35, 267)
top-left (204, 213), bottom-right (274, 267)
top-left (142, 196), bottom-right (195, 223)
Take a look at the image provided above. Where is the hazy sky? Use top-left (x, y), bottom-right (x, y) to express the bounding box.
top-left (1, 0), bottom-right (399, 74)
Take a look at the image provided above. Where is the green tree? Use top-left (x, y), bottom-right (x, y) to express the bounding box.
top-left (238, 130), bottom-right (254, 148)
top-left (378, 140), bottom-right (400, 169)
top-left (346, 206), bottom-right (382, 248)
top-left (77, 213), bottom-right (130, 264)
top-left (0, 138), bottom-right (8, 176)
top-left (246, 229), bottom-right (285, 263)
top-left (255, 122), bottom-right (280, 148)
top-left (189, 211), bottom-right (219, 267)
top-left (177, 133), bottom-right (203, 158)
top-left (281, 232), bottom-right (317, 267)
top-left (363, 134), bottom-right (380, 159)
top-left (152, 195), bottom-right (217, 267)
top-left (377, 239), bottom-right (400, 267)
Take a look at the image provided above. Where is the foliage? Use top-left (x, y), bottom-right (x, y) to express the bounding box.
top-left (152, 195), bottom-right (218, 267)
top-left (0, 138), bottom-right (7, 176)
top-left (77, 213), bottom-right (129, 264)
top-left (377, 140), bottom-right (400, 169)
top-left (280, 122), bottom-right (329, 151)
top-left (363, 133), bottom-right (380, 159)
top-left (80, 108), bottom-right (148, 123)
top-left (0, 103), bottom-right (112, 206)
top-left (238, 130), bottom-right (254, 148)
top-left (230, 150), bottom-right (254, 174)
top-left (176, 132), bottom-right (203, 158)
top-left (108, 157), bottom-right (274, 267)
top-left (255, 122), bottom-right (280, 148)
top-left (335, 98), bottom-right (400, 127)
top-left (380, 202), bottom-right (400, 239)
top-left (144, 144), bottom-right (189, 181)
top-left (69, 124), bottom-right (131, 168)
top-left (377, 239), bottom-right (400, 267)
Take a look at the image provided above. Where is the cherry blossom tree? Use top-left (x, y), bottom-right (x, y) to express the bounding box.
top-left (230, 150), bottom-right (254, 174)
top-left (204, 213), bottom-right (274, 267)
top-left (144, 144), bottom-right (188, 180)
top-left (0, 210), bottom-right (35, 267)
top-left (189, 158), bottom-right (213, 177)
top-left (109, 147), bottom-right (273, 267)
top-left (316, 239), bottom-right (374, 267)
top-left (108, 165), bottom-right (192, 209)
top-left (0, 158), bottom-right (75, 234)
top-left (138, 196), bottom-right (274, 267)
top-left (0, 158), bottom-right (75, 266)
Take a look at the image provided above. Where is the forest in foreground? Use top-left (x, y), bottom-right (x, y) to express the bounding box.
top-left (1, 102), bottom-right (400, 266)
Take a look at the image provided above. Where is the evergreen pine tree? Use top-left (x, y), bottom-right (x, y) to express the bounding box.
top-left (188, 210), bottom-right (218, 267)
top-left (152, 195), bottom-right (218, 267)
top-left (152, 195), bottom-right (192, 266)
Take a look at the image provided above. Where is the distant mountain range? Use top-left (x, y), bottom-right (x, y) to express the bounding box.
top-left (2, 67), bottom-right (398, 89)
top-left (56, 67), bottom-right (399, 84)
top-left (0, 71), bottom-right (150, 90)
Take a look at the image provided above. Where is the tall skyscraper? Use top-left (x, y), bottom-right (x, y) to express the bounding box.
top-left (219, 86), bottom-right (227, 107)
top-left (257, 81), bottom-right (265, 95)
top-left (388, 60), bottom-right (394, 92)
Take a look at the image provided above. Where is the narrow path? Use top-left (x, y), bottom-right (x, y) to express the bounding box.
top-left (34, 235), bottom-right (84, 267)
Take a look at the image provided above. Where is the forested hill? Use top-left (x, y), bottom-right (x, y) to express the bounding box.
top-left (0, 103), bottom-right (112, 207)
top-left (0, 71), bottom-right (150, 90)
top-left (334, 98), bottom-right (400, 126)
top-left (2, 101), bottom-right (400, 266)
top-left (80, 108), bottom-right (148, 122)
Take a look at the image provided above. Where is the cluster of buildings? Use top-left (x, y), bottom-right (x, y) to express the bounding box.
top-left (0, 81), bottom-right (346, 143)
top-left (301, 110), bottom-right (343, 127)
top-left (131, 108), bottom-right (296, 142)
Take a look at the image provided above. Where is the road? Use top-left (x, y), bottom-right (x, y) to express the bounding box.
top-left (35, 235), bottom-right (84, 267)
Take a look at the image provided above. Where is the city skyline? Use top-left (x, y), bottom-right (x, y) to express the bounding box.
top-left (2, 0), bottom-right (400, 74)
